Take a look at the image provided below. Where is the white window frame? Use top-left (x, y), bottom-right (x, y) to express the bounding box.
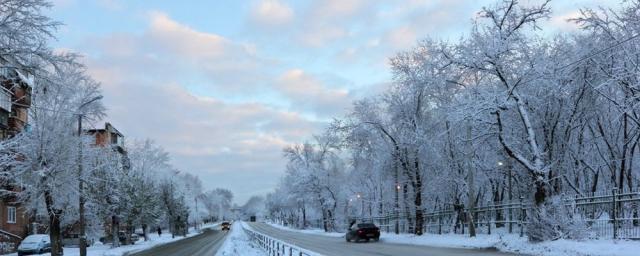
top-left (7, 206), bottom-right (16, 224)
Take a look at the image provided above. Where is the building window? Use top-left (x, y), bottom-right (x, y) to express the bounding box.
top-left (7, 207), bottom-right (16, 224)
top-left (0, 89), bottom-right (11, 113)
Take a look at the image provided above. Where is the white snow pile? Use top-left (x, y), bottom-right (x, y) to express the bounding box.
top-left (266, 223), bottom-right (640, 256)
top-left (266, 222), bottom-right (343, 238)
top-left (215, 222), bottom-right (265, 256)
top-left (1, 225), bottom-right (212, 256)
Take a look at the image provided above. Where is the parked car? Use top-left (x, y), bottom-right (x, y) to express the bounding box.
top-left (99, 231), bottom-right (140, 245)
top-left (345, 223), bottom-right (380, 242)
top-left (17, 234), bottom-right (51, 256)
top-left (221, 221), bottom-right (231, 231)
top-left (61, 233), bottom-right (94, 247)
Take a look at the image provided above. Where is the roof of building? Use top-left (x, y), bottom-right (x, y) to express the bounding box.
top-left (86, 122), bottom-right (124, 137)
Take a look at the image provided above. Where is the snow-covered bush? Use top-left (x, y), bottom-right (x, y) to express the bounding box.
top-left (527, 196), bottom-right (590, 242)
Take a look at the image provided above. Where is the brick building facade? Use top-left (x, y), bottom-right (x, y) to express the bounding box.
top-left (0, 57), bottom-right (33, 253)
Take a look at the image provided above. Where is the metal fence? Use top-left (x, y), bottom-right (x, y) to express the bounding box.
top-left (243, 224), bottom-right (320, 256)
top-left (358, 188), bottom-right (640, 239)
top-left (275, 188), bottom-right (640, 239)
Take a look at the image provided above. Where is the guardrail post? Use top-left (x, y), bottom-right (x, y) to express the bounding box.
top-left (613, 188), bottom-right (618, 239)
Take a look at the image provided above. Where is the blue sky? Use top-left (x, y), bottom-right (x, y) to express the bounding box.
top-left (47, 0), bottom-right (618, 204)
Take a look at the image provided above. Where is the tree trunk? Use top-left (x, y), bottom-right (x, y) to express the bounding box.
top-left (112, 215), bottom-right (120, 248)
top-left (466, 122), bottom-right (476, 237)
top-left (49, 211), bottom-right (62, 256)
top-left (142, 224), bottom-right (149, 241)
top-left (534, 175), bottom-right (547, 206)
top-left (402, 183), bottom-right (413, 233)
top-left (43, 189), bottom-right (62, 256)
top-left (414, 164), bottom-right (424, 235)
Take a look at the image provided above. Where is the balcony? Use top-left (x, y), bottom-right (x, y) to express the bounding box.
top-left (12, 86), bottom-right (31, 107)
top-left (0, 89), bottom-right (10, 113)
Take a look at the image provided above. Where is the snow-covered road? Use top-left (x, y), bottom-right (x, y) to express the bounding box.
top-left (247, 222), bottom-right (516, 256)
top-left (128, 227), bottom-right (227, 256)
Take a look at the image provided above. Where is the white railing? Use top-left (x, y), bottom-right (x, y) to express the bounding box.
top-left (242, 223), bottom-right (322, 256)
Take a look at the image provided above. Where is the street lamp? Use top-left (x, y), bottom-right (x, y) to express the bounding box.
top-left (78, 95), bottom-right (102, 256)
top-left (498, 160), bottom-right (513, 233)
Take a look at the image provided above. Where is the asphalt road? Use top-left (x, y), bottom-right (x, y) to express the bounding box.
top-left (128, 228), bottom-right (227, 256)
top-left (248, 222), bottom-right (517, 256)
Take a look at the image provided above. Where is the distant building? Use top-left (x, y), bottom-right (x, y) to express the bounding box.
top-left (0, 57), bottom-right (33, 253)
top-left (85, 122), bottom-right (130, 242)
top-left (87, 122), bottom-right (126, 154)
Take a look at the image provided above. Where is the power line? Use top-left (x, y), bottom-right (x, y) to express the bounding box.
top-left (556, 33), bottom-right (640, 71)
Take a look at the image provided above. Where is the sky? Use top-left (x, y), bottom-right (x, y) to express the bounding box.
top-left (46, 0), bottom-right (618, 204)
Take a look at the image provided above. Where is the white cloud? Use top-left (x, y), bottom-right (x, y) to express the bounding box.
top-left (250, 0), bottom-right (294, 27)
top-left (147, 11), bottom-right (232, 60)
top-left (548, 11), bottom-right (582, 32)
top-left (276, 69), bottom-right (351, 117)
top-left (78, 12), bottom-right (329, 203)
top-left (385, 26), bottom-right (417, 50)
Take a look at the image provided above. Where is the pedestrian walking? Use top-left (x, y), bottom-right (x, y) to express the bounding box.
top-left (157, 227), bottom-right (162, 237)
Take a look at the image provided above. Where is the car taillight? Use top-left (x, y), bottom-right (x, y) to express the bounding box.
top-left (358, 230), bottom-right (363, 234)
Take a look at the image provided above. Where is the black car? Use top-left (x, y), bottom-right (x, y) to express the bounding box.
top-left (345, 223), bottom-right (380, 242)
top-left (221, 221), bottom-right (231, 231)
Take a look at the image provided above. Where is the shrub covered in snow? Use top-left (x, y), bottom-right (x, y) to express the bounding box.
top-left (527, 196), bottom-right (590, 242)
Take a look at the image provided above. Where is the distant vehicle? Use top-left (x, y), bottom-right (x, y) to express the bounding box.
top-left (61, 233), bottom-right (94, 247)
top-left (345, 223), bottom-right (380, 242)
top-left (99, 231), bottom-right (140, 245)
top-left (250, 216), bottom-right (256, 222)
top-left (221, 222), bottom-right (231, 231)
top-left (17, 234), bottom-right (51, 256)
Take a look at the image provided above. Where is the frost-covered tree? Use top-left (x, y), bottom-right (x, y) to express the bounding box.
top-left (3, 57), bottom-right (104, 255)
top-left (267, 0), bottom-right (640, 242)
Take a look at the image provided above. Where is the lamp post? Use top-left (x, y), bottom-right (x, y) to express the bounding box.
top-left (356, 193), bottom-right (364, 218)
top-left (499, 160), bottom-right (514, 233)
top-left (78, 96), bottom-right (103, 256)
top-left (395, 182), bottom-right (401, 234)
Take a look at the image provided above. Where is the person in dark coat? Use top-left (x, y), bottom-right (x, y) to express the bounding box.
top-left (157, 227), bottom-right (162, 237)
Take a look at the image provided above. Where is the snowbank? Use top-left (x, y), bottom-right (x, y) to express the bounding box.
top-left (266, 222), bottom-right (343, 238)
top-left (266, 223), bottom-right (640, 256)
top-left (1, 223), bottom-right (219, 256)
top-left (215, 222), bottom-right (265, 256)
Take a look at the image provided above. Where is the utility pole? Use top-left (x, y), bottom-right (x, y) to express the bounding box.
top-left (506, 161), bottom-right (513, 233)
top-left (77, 95), bottom-right (102, 256)
top-left (394, 163), bottom-right (400, 234)
top-left (78, 114), bottom-right (86, 256)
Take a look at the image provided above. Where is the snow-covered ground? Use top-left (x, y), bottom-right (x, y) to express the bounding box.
top-left (2, 223), bottom-right (219, 256)
top-left (215, 222), bottom-right (265, 256)
top-left (265, 222), bottom-right (640, 256)
top-left (266, 222), bottom-right (343, 237)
